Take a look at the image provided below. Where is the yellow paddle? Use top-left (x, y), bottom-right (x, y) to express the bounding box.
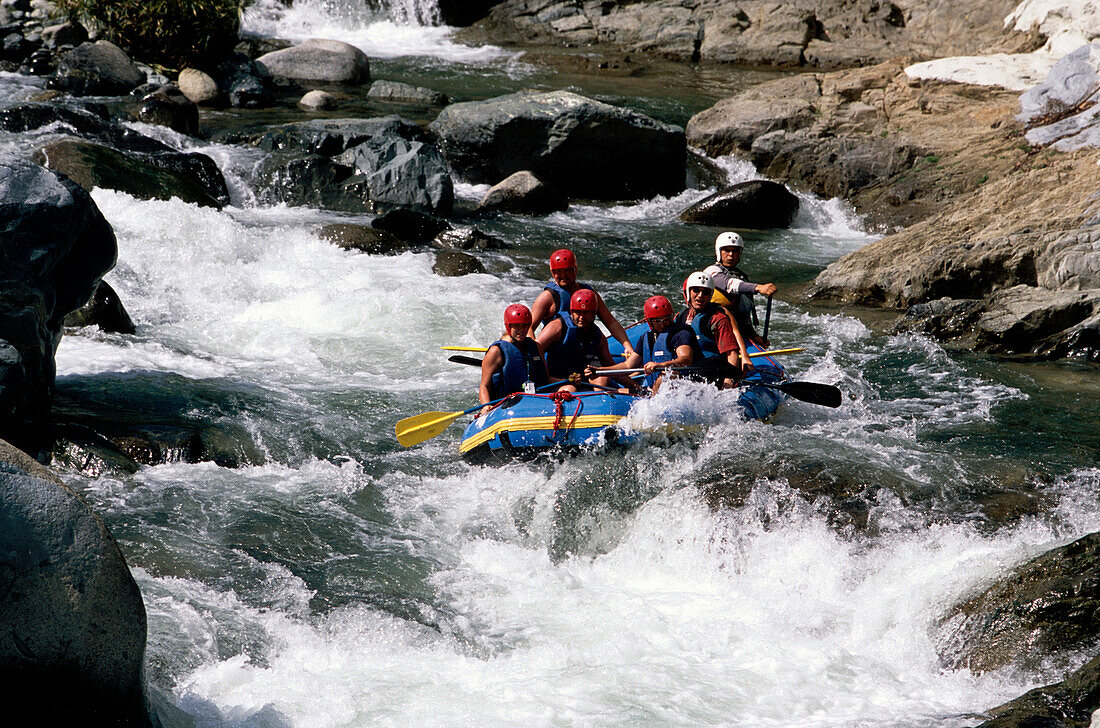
top-left (396, 383), bottom-right (560, 447)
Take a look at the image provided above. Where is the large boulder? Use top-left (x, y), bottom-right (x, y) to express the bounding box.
top-left (35, 139), bottom-right (229, 209)
top-left (257, 38), bottom-right (370, 85)
top-left (679, 180), bottom-right (799, 228)
top-left (428, 89), bottom-right (686, 200)
top-left (252, 153), bottom-right (368, 213)
top-left (433, 249), bottom-right (485, 276)
top-left (0, 439), bottom-right (149, 726)
top-left (48, 41), bottom-right (145, 96)
top-left (212, 55), bottom-right (275, 109)
top-left (974, 654), bottom-right (1100, 728)
top-left (0, 155), bottom-right (116, 418)
top-left (315, 223), bottom-right (407, 254)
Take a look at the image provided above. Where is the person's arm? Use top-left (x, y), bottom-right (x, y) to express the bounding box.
top-left (715, 311), bottom-right (753, 374)
top-left (528, 290), bottom-right (556, 337)
top-left (642, 339), bottom-right (694, 376)
top-left (535, 318), bottom-right (563, 357)
top-left (732, 278), bottom-right (776, 297)
top-left (479, 345), bottom-right (503, 411)
top-left (595, 293), bottom-right (634, 357)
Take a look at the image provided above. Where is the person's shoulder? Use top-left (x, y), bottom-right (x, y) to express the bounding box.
top-left (703, 263), bottom-right (723, 274)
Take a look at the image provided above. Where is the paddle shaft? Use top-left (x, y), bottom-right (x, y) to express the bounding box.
top-left (762, 294), bottom-right (773, 342)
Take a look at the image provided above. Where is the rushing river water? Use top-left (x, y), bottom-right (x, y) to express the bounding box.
top-left (8, 1), bottom-right (1100, 726)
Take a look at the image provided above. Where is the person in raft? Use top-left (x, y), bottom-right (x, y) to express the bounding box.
top-left (704, 231), bottom-right (778, 347)
top-left (529, 248), bottom-right (636, 359)
top-left (536, 288), bottom-right (632, 392)
top-left (674, 271), bottom-right (753, 388)
top-left (606, 295), bottom-right (700, 394)
top-left (479, 304), bottom-right (549, 416)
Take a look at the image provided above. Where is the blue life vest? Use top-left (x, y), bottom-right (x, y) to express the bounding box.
top-left (675, 304), bottom-right (727, 358)
top-left (489, 338), bottom-right (547, 399)
top-left (544, 280), bottom-right (594, 318)
top-left (634, 322), bottom-right (698, 388)
top-left (544, 312), bottom-right (603, 378)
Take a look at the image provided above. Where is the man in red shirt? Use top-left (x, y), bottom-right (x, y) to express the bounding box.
top-left (674, 271), bottom-right (753, 388)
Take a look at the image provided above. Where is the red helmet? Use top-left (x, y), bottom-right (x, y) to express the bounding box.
top-left (549, 249), bottom-right (576, 271)
top-left (570, 288), bottom-right (598, 313)
top-left (503, 304), bottom-right (532, 326)
top-left (643, 295), bottom-right (673, 320)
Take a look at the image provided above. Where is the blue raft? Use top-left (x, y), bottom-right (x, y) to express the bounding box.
top-left (459, 324), bottom-right (789, 463)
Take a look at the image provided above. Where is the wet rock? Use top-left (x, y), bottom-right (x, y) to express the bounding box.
top-left (177, 67), bottom-right (220, 106)
top-left (40, 20), bottom-right (86, 50)
top-left (367, 79), bottom-right (449, 106)
top-left (477, 170), bottom-right (567, 214)
top-left (299, 89), bottom-right (337, 110)
top-left (35, 139), bottom-right (229, 209)
top-left (212, 55), bottom-right (274, 109)
top-left (252, 152), bottom-right (367, 213)
top-left (0, 155), bottom-right (116, 419)
top-left (371, 207), bottom-right (451, 244)
top-left (23, 46), bottom-right (54, 76)
top-left (234, 116), bottom-right (431, 158)
top-left (936, 531), bottom-right (1100, 674)
top-left (48, 40), bottom-right (145, 96)
top-left (0, 439), bottom-right (149, 726)
top-left (975, 654), bottom-right (1100, 728)
top-left (137, 84), bottom-right (198, 136)
top-left (432, 226), bottom-right (508, 251)
top-left (315, 223), bottom-right (408, 254)
top-left (257, 38), bottom-right (370, 85)
top-left (433, 249), bottom-right (485, 276)
top-left (895, 297), bottom-right (986, 345)
top-left (437, 0), bottom-right (505, 26)
top-left (0, 101), bottom-right (180, 156)
top-left (63, 280), bottom-right (135, 335)
top-left (428, 89), bottom-right (685, 201)
top-left (686, 149), bottom-right (729, 190)
top-left (974, 285), bottom-right (1100, 357)
top-left (679, 180), bottom-right (799, 229)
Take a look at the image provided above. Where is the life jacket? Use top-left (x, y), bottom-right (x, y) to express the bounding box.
top-left (674, 303), bottom-right (727, 358)
top-left (634, 322), bottom-right (700, 388)
top-left (544, 280), bottom-right (594, 318)
top-left (705, 263), bottom-right (758, 331)
top-left (544, 312), bottom-right (604, 378)
top-left (489, 338), bottom-right (548, 399)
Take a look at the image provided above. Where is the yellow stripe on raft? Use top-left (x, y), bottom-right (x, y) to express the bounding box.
top-left (459, 414), bottom-right (625, 454)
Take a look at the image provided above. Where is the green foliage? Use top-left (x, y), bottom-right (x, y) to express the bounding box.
top-left (924, 154), bottom-right (940, 164)
top-left (55, 0), bottom-right (240, 70)
top-left (977, 173), bottom-right (989, 184)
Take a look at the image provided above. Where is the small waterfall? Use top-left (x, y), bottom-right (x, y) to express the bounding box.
top-left (385, 0), bottom-right (441, 26)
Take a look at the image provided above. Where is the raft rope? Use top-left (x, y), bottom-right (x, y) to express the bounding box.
top-left (548, 391), bottom-right (582, 436)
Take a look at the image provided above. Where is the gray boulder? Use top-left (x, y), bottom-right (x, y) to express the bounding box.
top-left (252, 153), bottom-right (368, 213)
top-left (679, 180), bottom-right (799, 228)
top-left (212, 55), bottom-right (275, 109)
top-left (0, 439), bottom-right (149, 726)
top-left (257, 38), bottom-right (370, 85)
top-left (477, 170), bottom-right (567, 214)
top-left (428, 89), bottom-right (686, 201)
top-left (686, 74), bottom-right (820, 157)
top-left (433, 249), bottom-right (485, 276)
top-left (368, 80), bottom-right (449, 106)
top-left (299, 89), bottom-right (337, 110)
top-left (236, 117), bottom-right (429, 158)
top-left (0, 155), bottom-right (116, 418)
top-left (974, 285), bottom-right (1100, 357)
top-left (35, 139), bottom-right (229, 209)
top-left (1020, 42), bottom-right (1100, 151)
top-left (48, 40), bottom-right (145, 96)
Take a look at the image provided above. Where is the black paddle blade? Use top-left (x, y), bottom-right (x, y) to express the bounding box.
top-left (448, 355), bottom-right (483, 367)
top-left (776, 381), bottom-right (842, 408)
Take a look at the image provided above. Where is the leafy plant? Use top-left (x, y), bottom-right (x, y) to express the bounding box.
top-left (54, 0), bottom-right (240, 70)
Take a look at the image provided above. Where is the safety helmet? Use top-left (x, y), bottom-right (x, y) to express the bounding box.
top-left (549, 249), bottom-right (577, 270)
top-left (570, 288), bottom-right (598, 313)
top-left (643, 295), bottom-right (673, 320)
top-left (683, 271), bottom-right (714, 295)
top-left (503, 303), bottom-right (532, 326)
top-left (714, 231), bottom-right (744, 260)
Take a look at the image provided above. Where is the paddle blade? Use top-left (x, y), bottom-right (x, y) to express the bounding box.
top-left (395, 410), bottom-right (464, 447)
top-left (448, 355), bottom-right (483, 367)
top-left (777, 381), bottom-right (842, 408)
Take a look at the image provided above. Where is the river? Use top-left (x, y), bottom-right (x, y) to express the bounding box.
top-left (13, 0), bottom-right (1100, 725)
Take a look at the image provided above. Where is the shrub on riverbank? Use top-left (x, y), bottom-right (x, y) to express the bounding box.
top-left (54, 0), bottom-right (239, 69)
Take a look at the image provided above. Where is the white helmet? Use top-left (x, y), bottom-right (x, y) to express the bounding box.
top-left (714, 231), bottom-right (744, 260)
top-left (683, 271), bottom-right (714, 302)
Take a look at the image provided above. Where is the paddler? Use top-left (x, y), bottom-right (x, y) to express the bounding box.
top-left (479, 304), bottom-right (549, 416)
top-left (528, 248), bottom-right (635, 359)
top-left (704, 232), bottom-right (778, 347)
top-left (675, 271), bottom-right (753, 388)
top-left (605, 295), bottom-right (700, 393)
top-left (536, 288), bottom-right (630, 391)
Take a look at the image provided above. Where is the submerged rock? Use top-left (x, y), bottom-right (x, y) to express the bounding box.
top-left (367, 80), bottom-right (449, 106)
top-left (371, 208), bottom-right (451, 244)
top-left (137, 84), bottom-right (199, 136)
top-left (252, 152), bottom-right (367, 213)
top-left (433, 249), bottom-right (485, 277)
top-left (428, 89), bottom-right (686, 201)
top-left (975, 654), bottom-right (1100, 728)
top-left (316, 223), bottom-right (408, 254)
top-left (477, 170), bottom-right (567, 214)
top-left (679, 180), bottom-right (799, 229)
top-left (63, 280), bottom-right (135, 334)
top-left (432, 227), bottom-right (508, 251)
top-left (299, 89), bottom-right (337, 110)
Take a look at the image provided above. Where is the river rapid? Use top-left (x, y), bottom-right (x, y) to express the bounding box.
top-left (12, 1), bottom-right (1100, 726)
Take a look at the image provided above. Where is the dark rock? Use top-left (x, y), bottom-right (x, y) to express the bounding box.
top-left (437, 0), bottom-right (505, 26)
top-left (40, 20), bottom-right (87, 50)
top-left (0, 101), bottom-right (176, 156)
top-left (212, 55), bottom-right (274, 109)
top-left (432, 226), bottom-right (509, 251)
top-left (686, 149), bottom-right (729, 190)
top-left (23, 47), bottom-right (54, 76)
top-left (63, 280), bottom-right (136, 335)
top-left (895, 297), bottom-right (986, 344)
top-left (371, 207), bottom-right (451, 243)
top-left (433, 249), bottom-right (485, 276)
top-left (233, 116), bottom-right (433, 157)
top-left (1, 29), bottom-right (33, 63)
top-left (0, 155), bottom-right (116, 419)
top-left (315, 223), bottom-right (408, 254)
top-left (975, 654), bottom-right (1100, 728)
top-left (428, 89), bottom-right (686, 201)
top-left (936, 531), bottom-right (1100, 674)
top-left (251, 152), bottom-right (368, 212)
top-left (0, 439), bottom-right (150, 726)
top-left (256, 38), bottom-right (370, 85)
top-left (367, 80), bottom-right (449, 106)
top-left (35, 139), bottom-right (229, 209)
top-left (477, 170), bottom-right (567, 214)
top-left (48, 40), bottom-right (145, 96)
top-left (679, 180), bottom-right (800, 229)
top-left (137, 84), bottom-right (198, 136)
